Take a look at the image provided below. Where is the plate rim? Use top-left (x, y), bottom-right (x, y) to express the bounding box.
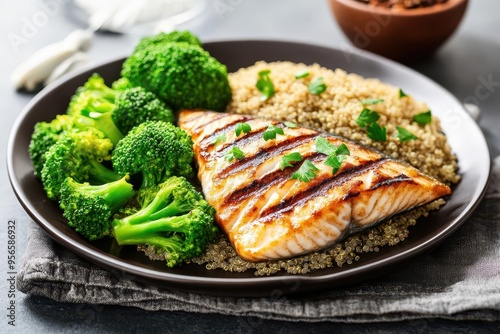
top-left (7, 39), bottom-right (491, 294)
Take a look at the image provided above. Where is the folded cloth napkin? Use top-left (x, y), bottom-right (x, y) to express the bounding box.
top-left (17, 157), bottom-right (500, 323)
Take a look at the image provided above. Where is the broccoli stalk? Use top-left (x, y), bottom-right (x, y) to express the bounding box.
top-left (60, 176), bottom-right (135, 240)
top-left (111, 176), bottom-right (218, 267)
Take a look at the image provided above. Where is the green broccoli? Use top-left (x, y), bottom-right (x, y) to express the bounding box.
top-left (111, 176), bottom-right (218, 267)
top-left (59, 176), bottom-right (135, 240)
top-left (68, 74), bottom-right (124, 145)
top-left (133, 30), bottom-right (202, 51)
top-left (112, 121), bottom-right (194, 189)
top-left (41, 130), bottom-right (121, 200)
top-left (111, 77), bottom-right (134, 91)
top-left (69, 74), bottom-right (174, 139)
top-left (113, 87), bottom-right (175, 134)
top-left (121, 41), bottom-right (232, 112)
top-left (29, 114), bottom-right (75, 177)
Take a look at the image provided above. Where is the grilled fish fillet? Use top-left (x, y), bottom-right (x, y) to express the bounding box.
top-left (178, 110), bottom-right (451, 262)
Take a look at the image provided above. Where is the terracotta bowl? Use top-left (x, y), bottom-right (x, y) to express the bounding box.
top-left (329, 0), bottom-right (468, 62)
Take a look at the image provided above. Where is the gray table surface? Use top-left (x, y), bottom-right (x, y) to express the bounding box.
top-left (1, 0), bottom-right (499, 333)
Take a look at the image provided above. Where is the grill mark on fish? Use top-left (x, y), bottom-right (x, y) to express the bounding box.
top-left (180, 110), bottom-right (216, 124)
top-left (201, 115), bottom-right (252, 145)
top-left (224, 152), bottom-right (324, 205)
top-left (217, 133), bottom-right (319, 179)
top-left (259, 157), bottom-right (389, 221)
top-left (202, 127), bottom-right (268, 158)
top-left (369, 173), bottom-right (414, 190)
top-left (191, 113), bottom-right (232, 133)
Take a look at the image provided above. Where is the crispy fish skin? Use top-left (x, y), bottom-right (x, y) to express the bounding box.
top-left (178, 110), bottom-right (452, 262)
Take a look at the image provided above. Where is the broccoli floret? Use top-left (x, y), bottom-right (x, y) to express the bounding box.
top-left (112, 121), bottom-right (194, 189)
top-left (112, 176), bottom-right (218, 267)
top-left (41, 130), bottom-right (121, 200)
top-left (113, 87), bottom-right (175, 134)
top-left (121, 41), bottom-right (232, 112)
top-left (29, 114), bottom-right (75, 177)
top-left (111, 77), bottom-right (134, 91)
top-left (69, 74), bottom-right (174, 138)
top-left (133, 30), bottom-right (202, 52)
top-left (59, 176), bottom-right (135, 240)
top-left (68, 74), bottom-right (124, 145)
top-left (68, 74), bottom-right (117, 115)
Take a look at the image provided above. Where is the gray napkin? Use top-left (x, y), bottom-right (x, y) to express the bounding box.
top-left (17, 158), bottom-right (500, 323)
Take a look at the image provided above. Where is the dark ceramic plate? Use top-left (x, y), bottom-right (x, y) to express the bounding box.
top-left (7, 40), bottom-right (490, 297)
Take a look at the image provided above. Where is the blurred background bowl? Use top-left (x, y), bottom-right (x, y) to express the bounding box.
top-left (329, 0), bottom-right (468, 62)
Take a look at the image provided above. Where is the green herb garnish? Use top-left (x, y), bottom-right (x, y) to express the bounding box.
top-left (315, 136), bottom-right (337, 156)
top-left (291, 160), bottom-right (320, 182)
top-left (334, 143), bottom-right (350, 156)
top-left (224, 146), bottom-right (245, 162)
top-left (396, 127), bottom-right (418, 142)
top-left (360, 98), bottom-right (384, 106)
top-left (211, 133), bottom-right (227, 145)
top-left (279, 152), bottom-right (303, 170)
top-left (399, 88), bottom-right (408, 98)
top-left (235, 122), bottom-right (251, 136)
top-left (263, 124), bottom-right (285, 141)
top-left (294, 70), bottom-right (310, 79)
top-left (308, 77), bottom-right (327, 95)
top-left (412, 110), bottom-right (432, 125)
top-left (356, 109), bottom-right (380, 128)
top-left (256, 69), bottom-right (275, 101)
top-left (315, 138), bottom-right (350, 174)
top-left (367, 122), bottom-right (387, 141)
top-left (284, 121), bottom-right (297, 128)
top-left (325, 154), bottom-right (347, 174)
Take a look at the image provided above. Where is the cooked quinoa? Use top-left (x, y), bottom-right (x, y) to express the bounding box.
top-left (144, 61), bottom-right (460, 275)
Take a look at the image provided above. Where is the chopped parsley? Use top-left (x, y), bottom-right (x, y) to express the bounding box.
top-left (224, 146), bottom-right (245, 162)
top-left (366, 122), bottom-right (387, 141)
top-left (211, 133), bottom-right (226, 145)
top-left (294, 70), bottom-right (309, 79)
top-left (315, 137), bottom-right (350, 174)
top-left (256, 69), bottom-right (275, 101)
top-left (396, 127), bottom-right (418, 142)
top-left (308, 77), bottom-right (327, 95)
top-left (412, 110), bottom-right (432, 125)
top-left (291, 160), bottom-right (320, 182)
top-left (356, 108), bottom-right (380, 128)
top-left (360, 98), bottom-right (384, 106)
top-left (325, 154), bottom-right (347, 174)
top-left (279, 152), bottom-right (303, 170)
top-left (315, 136), bottom-right (337, 156)
top-left (399, 88), bottom-right (408, 98)
top-left (235, 122), bottom-right (251, 136)
top-left (284, 121), bottom-right (297, 128)
top-left (263, 124), bottom-right (285, 141)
